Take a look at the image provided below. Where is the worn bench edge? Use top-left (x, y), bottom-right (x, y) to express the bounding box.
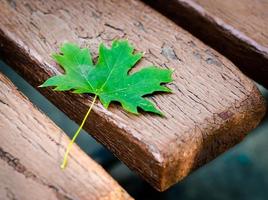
top-left (160, 84), bottom-right (266, 190)
top-left (144, 0), bottom-right (268, 88)
top-left (0, 28), bottom-right (266, 191)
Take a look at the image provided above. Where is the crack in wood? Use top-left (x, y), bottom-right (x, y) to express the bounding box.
top-left (0, 147), bottom-right (74, 200)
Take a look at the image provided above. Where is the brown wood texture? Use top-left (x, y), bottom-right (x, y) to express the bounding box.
top-left (0, 73), bottom-right (131, 200)
top-left (144, 0), bottom-right (268, 88)
top-left (0, 0), bottom-right (266, 191)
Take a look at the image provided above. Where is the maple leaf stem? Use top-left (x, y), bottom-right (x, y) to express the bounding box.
top-left (60, 94), bottom-right (98, 169)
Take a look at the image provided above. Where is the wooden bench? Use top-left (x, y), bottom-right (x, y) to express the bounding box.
top-left (145, 0), bottom-right (268, 88)
top-left (0, 73), bottom-right (131, 200)
top-left (0, 0), bottom-right (266, 191)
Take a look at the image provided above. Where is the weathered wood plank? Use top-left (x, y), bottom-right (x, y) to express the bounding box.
top-left (0, 73), bottom-right (131, 200)
top-left (0, 0), bottom-right (266, 191)
top-left (144, 0), bottom-right (268, 88)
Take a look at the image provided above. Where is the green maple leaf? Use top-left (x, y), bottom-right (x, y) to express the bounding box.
top-left (40, 40), bottom-right (173, 169)
top-left (41, 40), bottom-right (173, 115)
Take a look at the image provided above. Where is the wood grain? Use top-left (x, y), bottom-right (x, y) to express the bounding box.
top-left (144, 0), bottom-right (268, 88)
top-left (0, 0), bottom-right (266, 191)
top-left (0, 73), bottom-right (132, 200)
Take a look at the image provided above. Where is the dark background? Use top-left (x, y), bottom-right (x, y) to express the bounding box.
top-left (1, 60), bottom-right (267, 200)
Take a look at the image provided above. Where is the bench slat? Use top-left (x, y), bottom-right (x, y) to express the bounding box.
top-left (0, 0), bottom-right (266, 191)
top-left (0, 73), bottom-right (131, 200)
top-left (144, 0), bottom-right (268, 87)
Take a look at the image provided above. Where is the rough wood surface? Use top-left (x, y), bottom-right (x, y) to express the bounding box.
top-left (0, 73), bottom-right (131, 200)
top-left (0, 0), bottom-right (266, 191)
top-left (144, 0), bottom-right (268, 88)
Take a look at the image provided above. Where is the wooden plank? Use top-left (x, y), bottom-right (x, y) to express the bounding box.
top-left (0, 0), bottom-right (266, 191)
top-left (144, 0), bottom-right (268, 88)
top-left (0, 72), bottom-right (132, 200)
